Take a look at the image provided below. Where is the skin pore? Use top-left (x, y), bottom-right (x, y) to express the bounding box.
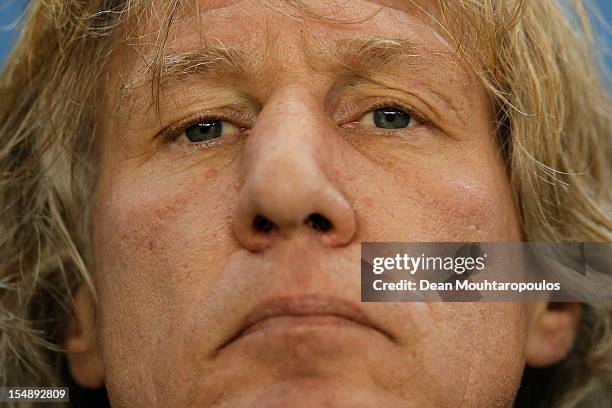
top-left (64, 1), bottom-right (581, 407)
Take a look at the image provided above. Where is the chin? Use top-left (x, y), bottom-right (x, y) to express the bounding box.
top-left (212, 377), bottom-right (409, 408)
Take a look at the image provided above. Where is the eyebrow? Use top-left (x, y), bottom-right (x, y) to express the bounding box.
top-left (117, 35), bottom-right (451, 115)
top-left (315, 37), bottom-right (435, 73)
top-left (158, 45), bottom-right (246, 87)
top-left (115, 44), bottom-right (245, 112)
top-left (146, 36), bottom-right (437, 86)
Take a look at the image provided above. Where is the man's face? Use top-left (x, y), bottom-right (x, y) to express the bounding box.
top-left (91, 0), bottom-right (525, 406)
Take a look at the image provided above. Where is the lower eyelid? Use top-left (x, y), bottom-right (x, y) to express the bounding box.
top-left (172, 132), bottom-right (242, 154)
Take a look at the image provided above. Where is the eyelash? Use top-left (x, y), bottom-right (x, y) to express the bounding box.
top-left (159, 98), bottom-right (429, 144)
top-left (342, 98), bottom-right (429, 129)
top-left (160, 110), bottom-right (252, 143)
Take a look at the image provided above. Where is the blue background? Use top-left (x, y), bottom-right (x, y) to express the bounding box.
top-left (1, 0), bottom-right (610, 69)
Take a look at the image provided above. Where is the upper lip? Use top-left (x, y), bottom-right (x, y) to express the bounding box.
top-left (217, 294), bottom-right (394, 351)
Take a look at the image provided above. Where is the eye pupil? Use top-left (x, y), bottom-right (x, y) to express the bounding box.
top-left (373, 108), bottom-right (412, 129)
top-left (185, 120), bottom-right (223, 142)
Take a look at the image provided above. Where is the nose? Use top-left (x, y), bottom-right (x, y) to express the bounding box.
top-left (234, 89), bottom-right (356, 251)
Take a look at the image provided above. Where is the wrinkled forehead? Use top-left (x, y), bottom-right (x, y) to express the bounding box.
top-left (103, 0), bottom-right (469, 113)
top-left (113, 0), bottom-right (454, 66)
top-left (127, 0), bottom-right (447, 30)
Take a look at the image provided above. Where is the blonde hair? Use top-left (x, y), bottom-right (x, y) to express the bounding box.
top-left (0, 0), bottom-right (610, 407)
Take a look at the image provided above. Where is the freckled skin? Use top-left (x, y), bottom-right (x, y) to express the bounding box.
top-left (92, 1), bottom-right (526, 407)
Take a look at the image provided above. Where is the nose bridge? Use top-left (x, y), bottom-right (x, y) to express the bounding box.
top-left (244, 85), bottom-right (323, 161)
top-left (244, 89), bottom-right (324, 211)
top-left (234, 87), bottom-right (356, 251)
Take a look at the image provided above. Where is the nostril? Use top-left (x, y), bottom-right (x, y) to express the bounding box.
top-left (306, 213), bottom-right (333, 232)
top-left (253, 215), bottom-right (275, 233)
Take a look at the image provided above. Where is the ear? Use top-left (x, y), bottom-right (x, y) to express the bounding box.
top-left (64, 287), bottom-right (105, 388)
top-left (525, 302), bottom-right (581, 367)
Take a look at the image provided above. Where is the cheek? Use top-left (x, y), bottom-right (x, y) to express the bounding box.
top-left (354, 143), bottom-right (520, 242)
top-left (426, 169), bottom-right (512, 239)
top-left (429, 303), bottom-right (528, 404)
top-left (91, 165), bottom-right (238, 400)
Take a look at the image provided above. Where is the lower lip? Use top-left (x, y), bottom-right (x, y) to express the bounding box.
top-left (240, 315), bottom-right (370, 339)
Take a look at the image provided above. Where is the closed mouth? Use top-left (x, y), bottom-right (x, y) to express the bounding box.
top-left (216, 294), bottom-right (395, 352)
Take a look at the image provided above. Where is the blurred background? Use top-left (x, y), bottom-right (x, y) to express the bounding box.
top-left (0, 0), bottom-right (611, 70)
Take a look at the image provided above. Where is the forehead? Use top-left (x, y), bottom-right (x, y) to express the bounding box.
top-left (109, 0), bottom-right (467, 103)
top-left (141, 0), bottom-right (446, 31)
top-left (119, 0), bottom-right (454, 69)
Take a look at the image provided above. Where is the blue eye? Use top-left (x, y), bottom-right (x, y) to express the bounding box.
top-left (183, 120), bottom-right (238, 142)
top-left (361, 107), bottom-right (417, 129)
